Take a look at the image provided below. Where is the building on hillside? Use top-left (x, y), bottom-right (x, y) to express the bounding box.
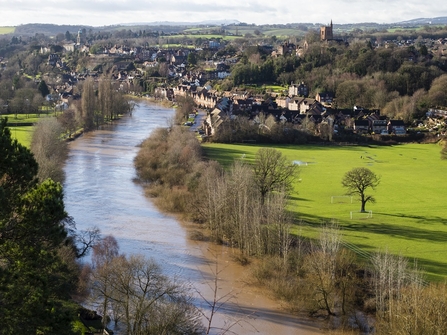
top-left (316, 91), bottom-right (334, 105)
top-left (289, 82), bottom-right (309, 97)
top-left (388, 120), bottom-right (406, 135)
top-left (354, 119), bottom-right (370, 133)
top-left (320, 21), bottom-right (333, 41)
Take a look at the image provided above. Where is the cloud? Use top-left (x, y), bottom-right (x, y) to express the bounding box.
top-left (0, 0), bottom-right (446, 26)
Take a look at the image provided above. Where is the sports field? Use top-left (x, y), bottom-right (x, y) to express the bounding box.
top-left (202, 142), bottom-right (447, 281)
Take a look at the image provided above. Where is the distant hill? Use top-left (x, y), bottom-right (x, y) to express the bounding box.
top-left (396, 16), bottom-right (447, 25)
top-left (11, 20), bottom-right (241, 36)
top-left (8, 17), bottom-right (447, 37)
top-left (119, 19), bottom-right (241, 26)
top-left (14, 24), bottom-right (91, 36)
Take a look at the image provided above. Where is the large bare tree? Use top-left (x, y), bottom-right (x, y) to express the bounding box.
top-left (252, 148), bottom-right (298, 204)
top-left (342, 167), bottom-right (380, 212)
top-left (89, 237), bottom-right (202, 334)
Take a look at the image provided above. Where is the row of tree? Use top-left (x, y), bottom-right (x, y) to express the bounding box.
top-left (134, 123), bottom-right (298, 258)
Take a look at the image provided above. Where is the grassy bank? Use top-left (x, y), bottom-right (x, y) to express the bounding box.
top-left (202, 142), bottom-right (447, 281)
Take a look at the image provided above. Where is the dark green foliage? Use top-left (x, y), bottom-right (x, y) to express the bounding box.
top-left (37, 80), bottom-right (50, 97)
top-left (0, 118), bottom-right (38, 217)
top-left (0, 118), bottom-right (78, 334)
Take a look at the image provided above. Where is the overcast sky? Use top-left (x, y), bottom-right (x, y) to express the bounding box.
top-left (1, 0), bottom-right (446, 27)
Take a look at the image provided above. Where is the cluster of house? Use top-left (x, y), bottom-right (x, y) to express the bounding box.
top-left (164, 80), bottom-right (407, 137)
top-left (43, 41), bottom-right (233, 90)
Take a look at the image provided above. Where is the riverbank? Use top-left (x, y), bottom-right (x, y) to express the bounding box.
top-left (63, 102), bottom-right (325, 335)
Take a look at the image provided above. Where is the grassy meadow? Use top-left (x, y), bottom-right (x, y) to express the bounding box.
top-left (0, 27), bottom-right (15, 34)
top-left (202, 142), bottom-right (447, 281)
top-left (9, 126), bottom-right (33, 147)
top-left (1, 113), bottom-right (55, 147)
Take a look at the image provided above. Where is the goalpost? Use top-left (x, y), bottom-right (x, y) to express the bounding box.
top-left (350, 210), bottom-right (373, 219)
top-left (331, 195), bottom-right (353, 204)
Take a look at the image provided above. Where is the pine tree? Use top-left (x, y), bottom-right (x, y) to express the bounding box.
top-left (0, 119), bottom-right (78, 334)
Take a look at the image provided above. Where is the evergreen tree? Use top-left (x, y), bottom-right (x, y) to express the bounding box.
top-left (0, 118), bottom-right (78, 334)
top-left (37, 80), bottom-right (50, 98)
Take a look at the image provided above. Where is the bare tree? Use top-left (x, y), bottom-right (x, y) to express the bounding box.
top-left (81, 77), bottom-right (96, 131)
top-left (90, 235), bottom-right (120, 328)
top-left (253, 148), bottom-right (298, 204)
top-left (441, 141), bottom-right (447, 160)
top-left (58, 108), bottom-right (77, 138)
top-left (98, 77), bottom-right (113, 121)
top-left (106, 255), bottom-right (203, 335)
top-left (371, 249), bottom-right (411, 317)
top-left (89, 237), bottom-right (202, 334)
top-left (341, 167), bottom-right (380, 212)
top-left (303, 224), bottom-right (358, 317)
top-left (30, 117), bottom-right (68, 183)
top-left (74, 226), bottom-right (100, 258)
top-left (304, 224), bottom-right (341, 316)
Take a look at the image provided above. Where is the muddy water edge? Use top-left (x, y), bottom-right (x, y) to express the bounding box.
top-left (63, 101), bottom-right (323, 335)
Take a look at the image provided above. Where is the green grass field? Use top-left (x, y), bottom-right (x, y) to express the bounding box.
top-left (0, 27), bottom-right (15, 34)
top-left (9, 126), bottom-right (33, 147)
top-left (202, 142), bottom-right (447, 281)
top-left (1, 113), bottom-right (55, 147)
top-left (264, 85), bottom-right (287, 94)
top-left (163, 34), bottom-right (241, 41)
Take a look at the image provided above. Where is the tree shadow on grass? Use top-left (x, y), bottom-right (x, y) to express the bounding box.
top-left (377, 212), bottom-right (447, 226)
top-left (413, 257), bottom-right (447, 280)
top-left (202, 146), bottom-right (249, 168)
top-left (342, 221), bottom-right (447, 244)
top-left (288, 196), bottom-right (313, 202)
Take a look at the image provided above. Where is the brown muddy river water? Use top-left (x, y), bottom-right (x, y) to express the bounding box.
top-left (63, 101), bottom-right (323, 335)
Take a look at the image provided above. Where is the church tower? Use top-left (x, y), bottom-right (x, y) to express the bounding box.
top-left (320, 20), bottom-right (333, 41)
top-left (77, 29), bottom-right (82, 45)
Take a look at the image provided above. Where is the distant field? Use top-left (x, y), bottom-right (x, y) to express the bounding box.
top-left (387, 27), bottom-right (422, 33)
top-left (2, 113), bottom-right (56, 148)
top-left (179, 26), bottom-right (306, 39)
top-left (264, 85), bottom-right (287, 93)
top-left (0, 26), bottom-right (15, 34)
top-left (9, 126), bottom-right (33, 147)
top-left (202, 142), bottom-right (447, 281)
top-left (165, 34), bottom-right (240, 41)
top-left (2, 113), bottom-right (54, 124)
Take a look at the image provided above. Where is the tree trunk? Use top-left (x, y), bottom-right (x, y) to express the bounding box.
top-left (361, 194), bottom-right (366, 212)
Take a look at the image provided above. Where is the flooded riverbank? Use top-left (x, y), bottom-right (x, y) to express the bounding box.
top-left (63, 101), bottom-right (323, 335)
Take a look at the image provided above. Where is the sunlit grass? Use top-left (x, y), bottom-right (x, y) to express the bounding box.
top-left (202, 142), bottom-right (447, 281)
top-left (0, 26), bottom-right (15, 34)
top-left (9, 126), bottom-right (33, 148)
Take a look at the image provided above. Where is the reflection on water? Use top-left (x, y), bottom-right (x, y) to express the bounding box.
top-left (63, 101), bottom-right (322, 335)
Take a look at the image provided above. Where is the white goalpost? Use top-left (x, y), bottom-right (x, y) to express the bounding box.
top-left (331, 195), bottom-right (353, 204)
top-left (350, 210), bottom-right (373, 219)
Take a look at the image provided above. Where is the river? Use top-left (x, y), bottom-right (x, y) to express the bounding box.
top-left (63, 101), bottom-right (323, 335)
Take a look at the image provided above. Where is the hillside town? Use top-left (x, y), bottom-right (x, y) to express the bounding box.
top-left (2, 22), bottom-right (447, 144)
top-left (3, 18), bottom-right (447, 335)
